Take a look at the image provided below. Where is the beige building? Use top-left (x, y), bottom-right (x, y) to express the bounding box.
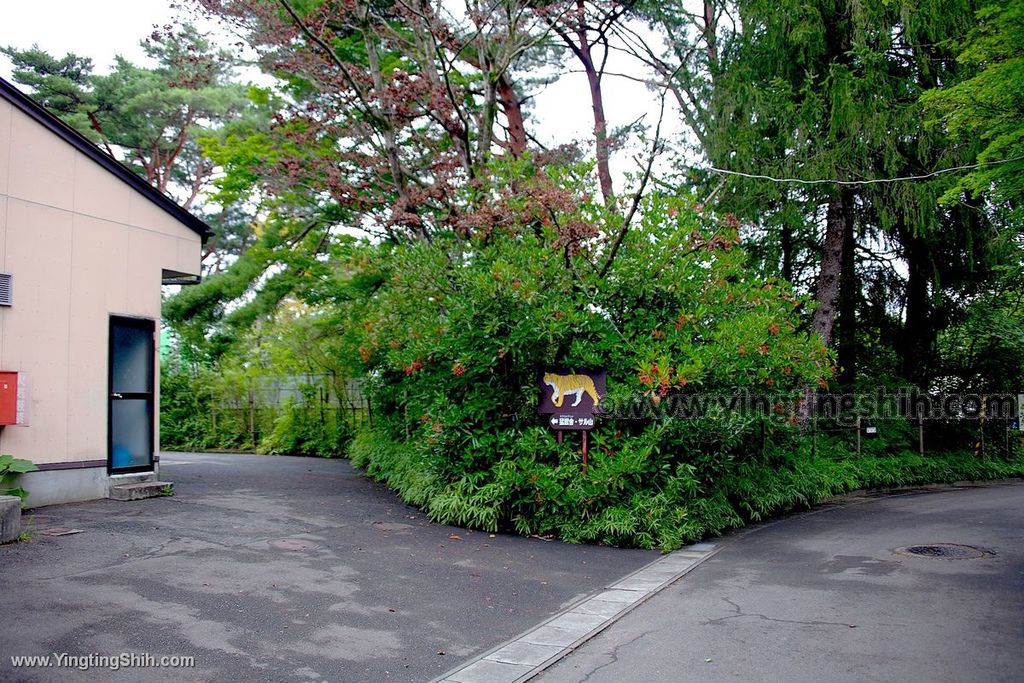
top-left (0, 77), bottom-right (209, 507)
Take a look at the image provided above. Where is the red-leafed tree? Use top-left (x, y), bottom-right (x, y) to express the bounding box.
top-left (197, 0), bottom-right (556, 239)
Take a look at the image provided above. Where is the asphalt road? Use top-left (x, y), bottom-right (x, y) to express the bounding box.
top-left (540, 484), bottom-right (1024, 683)
top-left (0, 452), bottom-right (655, 683)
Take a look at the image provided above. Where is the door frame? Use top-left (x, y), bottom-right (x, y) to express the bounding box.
top-left (107, 315), bottom-right (156, 474)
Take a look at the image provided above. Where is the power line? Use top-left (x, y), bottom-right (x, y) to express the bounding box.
top-left (704, 155), bottom-right (1024, 186)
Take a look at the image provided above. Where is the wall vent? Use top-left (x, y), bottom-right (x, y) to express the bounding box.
top-left (0, 273), bottom-right (12, 306)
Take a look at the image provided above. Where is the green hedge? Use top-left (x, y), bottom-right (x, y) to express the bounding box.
top-left (352, 427), bottom-right (1023, 551)
top-left (334, 192), bottom-right (1022, 550)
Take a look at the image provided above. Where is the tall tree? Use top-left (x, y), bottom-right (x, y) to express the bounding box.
top-left (3, 25), bottom-right (260, 267)
top-left (197, 0), bottom-right (554, 241)
top-left (675, 0), bottom-right (1003, 390)
top-left (534, 1), bottom-right (627, 204)
top-left (923, 0), bottom-right (1024, 215)
top-left (4, 25), bottom-right (252, 209)
top-left (162, 0), bottom-right (678, 364)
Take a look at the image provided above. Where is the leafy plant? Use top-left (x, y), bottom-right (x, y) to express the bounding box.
top-left (161, 304), bottom-right (362, 458)
top-left (330, 190), bottom-right (834, 550)
top-left (0, 454), bottom-right (38, 506)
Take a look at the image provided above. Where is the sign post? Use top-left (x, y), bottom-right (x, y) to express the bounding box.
top-left (537, 369), bottom-right (606, 474)
top-left (582, 430), bottom-right (588, 474)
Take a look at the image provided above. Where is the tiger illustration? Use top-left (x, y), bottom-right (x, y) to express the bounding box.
top-left (543, 372), bottom-right (601, 408)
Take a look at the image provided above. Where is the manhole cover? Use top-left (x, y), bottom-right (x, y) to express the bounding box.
top-left (894, 543), bottom-right (991, 559)
top-left (269, 538), bottom-right (320, 552)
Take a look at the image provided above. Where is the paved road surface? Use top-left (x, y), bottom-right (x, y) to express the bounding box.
top-left (0, 452), bottom-right (654, 682)
top-left (541, 484), bottom-right (1024, 683)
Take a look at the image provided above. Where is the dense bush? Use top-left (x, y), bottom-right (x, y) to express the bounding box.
top-left (350, 428), bottom-right (1024, 550)
top-left (163, 178), bottom-right (1024, 550)
top-left (260, 393), bottom-right (353, 456)
top-left (335, 191), bottom-right (841, 549)
top-left (160, 362), bottom-right (355, 456)
top-left (160, 309), bottom-right (359, 457)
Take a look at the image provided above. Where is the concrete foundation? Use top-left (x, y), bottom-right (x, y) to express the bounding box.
top-left (20, 467), bottom-right (110, 508)
top-left (0, 495), bottom-right (21, 544)
top-left (17, 464), bottom-right (167, 508)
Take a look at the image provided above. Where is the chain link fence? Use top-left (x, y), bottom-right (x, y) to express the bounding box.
top-left (204, 374), bottom-right (371, 454)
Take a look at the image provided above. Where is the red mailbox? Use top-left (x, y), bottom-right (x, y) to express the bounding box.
top-left (0, 372), bottom-right (18, 425)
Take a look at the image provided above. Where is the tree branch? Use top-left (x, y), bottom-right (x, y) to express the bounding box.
top-left (599, 93), bottom-right (666, 278)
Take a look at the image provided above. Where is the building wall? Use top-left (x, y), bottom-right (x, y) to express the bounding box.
top-left (0, 96), bottom-right (202, 506)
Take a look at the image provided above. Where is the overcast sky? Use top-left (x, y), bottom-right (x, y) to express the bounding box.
top-left (0, 1), bottom-right (179, 75)
top-left (0, 0), bottom-right (682, 184)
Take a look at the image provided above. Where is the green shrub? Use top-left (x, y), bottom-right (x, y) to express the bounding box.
top-left (160, 361), bottom-right (220, 451)
top-left (332, 185), bottom-right (1024, 550)
top-left (335, 191), bottom-right (842, 549)
top-left (0, 454), bottom-right (38, 506)
top-left (260, 396), bottom-right (352, 456)
top-left (160, 318), bottom-right (359, 457)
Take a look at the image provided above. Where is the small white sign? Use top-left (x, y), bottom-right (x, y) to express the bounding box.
top-left (15, 372), bottom-right (28, 425)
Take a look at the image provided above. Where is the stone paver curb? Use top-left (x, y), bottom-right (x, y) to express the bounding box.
top-left (433, 542), bottom-right (719, 683)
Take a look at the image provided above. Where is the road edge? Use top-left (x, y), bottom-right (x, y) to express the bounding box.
top-left (431, 542), bottom-right (720, 683)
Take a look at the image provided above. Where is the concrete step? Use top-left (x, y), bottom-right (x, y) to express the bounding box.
top-left (109, 472), bottom-right (158, 486)
top-left (109, 481), bottom-right (173, 501)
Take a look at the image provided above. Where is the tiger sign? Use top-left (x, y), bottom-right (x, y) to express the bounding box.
top-left (538, 369), bottom-right (606, 431)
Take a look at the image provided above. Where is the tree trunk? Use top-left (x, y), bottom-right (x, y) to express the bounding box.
top-left (810, 3), bottom-right (854, 351)
top-left (496, 75), bottom-right (527, 157)
top-left (702, 0), bottom-right (718, 65)
top-left (902, 233), bottom-right (932, 387)
top-left (810, 190), bottom-right (852, 347)
top-left (574, 1), bottom-right (614, 204)
top-left (780, 221), bottom-right (793, 283)
top-left (583, 63), bottom-right (613, 203)
top-left (837, 205), bottom-right (857, 384)
top-left (362, 23), bottom-right (414, 231)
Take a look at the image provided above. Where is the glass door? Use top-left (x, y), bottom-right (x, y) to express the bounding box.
top-left (108, 316), bottom-right (155, 473)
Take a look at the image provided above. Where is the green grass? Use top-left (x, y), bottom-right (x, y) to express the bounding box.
top-left (720, 451), bottom-right (1024, 525)
top-left (349, 427), bottom-right (1024, 552)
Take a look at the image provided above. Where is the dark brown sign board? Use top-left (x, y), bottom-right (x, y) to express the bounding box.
top-left (538, 369), bottom-right (606, 431)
